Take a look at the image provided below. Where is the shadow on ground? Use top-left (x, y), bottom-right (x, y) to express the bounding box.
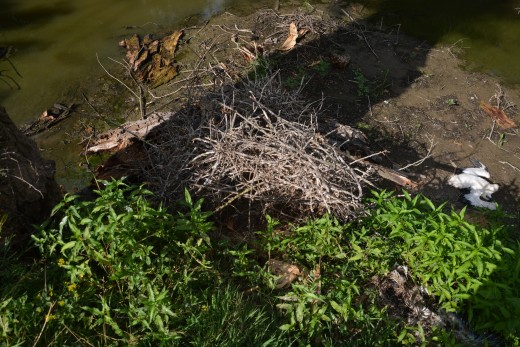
top-left (83, 3), bottom-right (520, 219)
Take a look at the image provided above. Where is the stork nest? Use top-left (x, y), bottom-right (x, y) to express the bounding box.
top-left (185, 73), bottom-right (368, 220)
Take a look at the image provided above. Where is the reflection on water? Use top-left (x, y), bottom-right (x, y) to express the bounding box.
top-left (0, 0), bottom-right (256, 124)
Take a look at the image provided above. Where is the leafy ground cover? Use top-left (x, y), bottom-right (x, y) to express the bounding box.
top-left (1, 179), bottom-right (519, 346)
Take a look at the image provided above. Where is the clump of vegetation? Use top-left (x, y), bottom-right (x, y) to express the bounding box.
top-left (0, 180), bottom-right (285, 346)
top-left (312, 59), bottom-right (331, 76)
top-left (353, 68), bottom-right (390, 100)
top-left (1, 180), bottom-right (519, 346)
top-left (248, 191), bottom-right (520, 345)
top-left (285, 67), bottom-right (307, 89)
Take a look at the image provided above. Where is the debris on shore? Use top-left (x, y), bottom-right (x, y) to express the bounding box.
top-left (22, 103), bottom-right (76, 137)
top-left (118, 30), bottom-right (184, 88)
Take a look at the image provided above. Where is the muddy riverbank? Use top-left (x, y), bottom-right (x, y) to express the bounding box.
top-left (0, 0), bottom-right (277, 124)
top-left (14, 3), bottom-right (520, 218)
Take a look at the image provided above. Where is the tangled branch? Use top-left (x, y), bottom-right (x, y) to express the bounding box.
top-left (187, 74), bottom-right (366, 220)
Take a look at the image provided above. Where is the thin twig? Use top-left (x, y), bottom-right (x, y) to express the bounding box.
top-left (96, 53), bottom-right (138, 98)
top-left (349, 150), bottom-right (388, 165)
top-left (63, 324), bottom-right (96, 347)
top-left (11, 174), bottom-right (44, 199)
top-left (499, 161), bottom-right (520, 173)
top-left (339, 9), bottom-right (380, 60)
top-left (398, 135), bottom-right (436, 171)
top-left (32, 301), bottom-right (56, 347)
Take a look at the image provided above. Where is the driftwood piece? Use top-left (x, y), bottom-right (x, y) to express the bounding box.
top-left (339, 148), bottom-right (418, 188)
top-left (321, 120), bottom-right (415, 188)
top-left (333, 146), bottom-right (417, 188)
top-left (372, 163), bottom-right (418, 188)
top-left (85, 111), bottom-right (174, 154)
top-left (118, 31), bottom-right (183, 88)
top-left (23, 104), bottom-right (75, 137)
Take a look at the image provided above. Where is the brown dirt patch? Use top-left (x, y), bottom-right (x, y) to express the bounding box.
top-left (35, 3), bottom-right (520, 219)
top-left (266, 3), bottom-right (520, 216)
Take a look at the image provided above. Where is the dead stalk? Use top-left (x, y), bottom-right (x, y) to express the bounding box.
top-left (32, 301), bottom-right (56, 347)
top-left (499, 161), bottom-right (520, 173)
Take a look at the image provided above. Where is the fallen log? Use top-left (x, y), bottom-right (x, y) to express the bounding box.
top-left (85, 111), bottom-right (174, 154)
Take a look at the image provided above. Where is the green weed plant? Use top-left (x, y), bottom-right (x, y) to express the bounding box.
top-left (353, 68), bottom-right (390, 100)
top-left (248, 191), bottom-right (520, 345)
top-left (0, 180), bottom-right (285, 346)
top-left (1, 181), bottom-right (519, 346)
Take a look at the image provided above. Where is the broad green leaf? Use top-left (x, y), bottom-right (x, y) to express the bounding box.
top-left (296, 303), bottom-right (304, 323)
top-left (61, 241), bottom-right (76, 254)
top-left (279, 324), bottom-right (293, 331)
top-left (454, 293), bottom-right (471, 300)
top-left (330, 300), bottom-right (346, 316)
top-left (303, 292), bottom-right (322, 301)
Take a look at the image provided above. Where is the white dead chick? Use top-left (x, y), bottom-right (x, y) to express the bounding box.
top-left (463, 190), bottom-right (498, 210)
top-left (448, 162), bottom-right (499, 210)
top-left (459, 167), bottom-right (490, 179)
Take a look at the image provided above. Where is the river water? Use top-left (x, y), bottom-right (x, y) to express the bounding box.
top-left (2, 0), bottom-right (519, 125)
top-left (0, 0), bottom-right (269, 124)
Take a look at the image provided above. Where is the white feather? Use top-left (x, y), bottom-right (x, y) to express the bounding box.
top-left (448, 174), bottom-right (490, 190)
top-left (461, 167), bottom-right (490, 179)
top-left (480, 184), bottom-right (499, 200)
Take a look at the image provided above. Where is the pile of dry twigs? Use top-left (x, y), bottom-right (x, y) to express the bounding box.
top-left (143, 72), bottom-right (370, 221)
top-left (91, 9), bottom-right (376, 222)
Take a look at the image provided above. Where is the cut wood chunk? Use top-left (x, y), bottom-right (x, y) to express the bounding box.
top-left (279, 22), bottom-right (299, 51)
top-left (480, 101), bottom-right (517, 129)
top-left (373, 164), bottom-right (418, 189)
